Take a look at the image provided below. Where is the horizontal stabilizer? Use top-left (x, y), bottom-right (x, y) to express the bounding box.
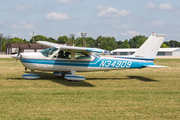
top-left (142, 65), bottom-right (168, 68)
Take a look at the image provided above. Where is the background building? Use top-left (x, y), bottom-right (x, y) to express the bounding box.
top-left (111, 48), bottom-right (180, 56)
top-left (6, 43), bottom-right (72, 55)
top-left (6, 43), bottom-right (49, 55)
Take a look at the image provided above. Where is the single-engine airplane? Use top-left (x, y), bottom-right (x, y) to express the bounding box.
top-left (12, 33), bottom-right (167, 81)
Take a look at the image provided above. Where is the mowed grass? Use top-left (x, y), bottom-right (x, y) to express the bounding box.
top-left (0, 58), bottom-right (180, 120)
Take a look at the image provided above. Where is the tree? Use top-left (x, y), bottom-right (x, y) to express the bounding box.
top-left (57, 36), bottom-right (69, 43)
top-left (85, 37), bottom-right (95, 47)
top-left (161, 43), bottom-right (169, 48)
top-left (129, 35), bottom-right (148, 48)
top-left (95, 36), bottom-right (118, 51)
top-left (47, 37), bottom-right (58, 43)
top-left (1, 37), bottom-right (7, 52)
top-left (1, 37), bottom-right (29, 52)
top-left (74, 37), bottom-right (95, 47)
top-left (121, 39), bottom-right (130, 48)
top-left (163, 41), bottom-right (170, 47)
top-left (163, 40), bottom-right (180, 48)
top-left (116, 40), bottom-right (123, 48)
top-left (74, 37), bottom-right (83, 47)
top-left (10, 37), bottom-right (29, 43)
top-left (169, 40), bottom-right (180, 47)
top-left (29, 35), bottom-right (47, 43)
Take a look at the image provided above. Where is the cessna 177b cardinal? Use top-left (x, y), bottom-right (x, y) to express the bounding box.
top-left (11, 33), bottom-right (167, 81)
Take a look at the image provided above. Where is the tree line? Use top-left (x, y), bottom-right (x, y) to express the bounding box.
top-left (1, 34), bottom-right (180, 52)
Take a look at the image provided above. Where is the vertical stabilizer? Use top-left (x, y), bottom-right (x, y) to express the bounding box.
top-left (132, 34), bottom-right (166, 59)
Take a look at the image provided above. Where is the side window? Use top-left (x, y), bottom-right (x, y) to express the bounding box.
top-left (75, 52), bottom-right (91, 59)
top-left (54, 50), bottom-right (71, 59)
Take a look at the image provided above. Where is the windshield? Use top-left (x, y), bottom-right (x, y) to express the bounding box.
top-left (40, 47), bottom-right (58, 57)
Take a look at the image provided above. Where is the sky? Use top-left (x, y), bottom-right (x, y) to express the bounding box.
top-left (0, 0), bottom-right (180, 42)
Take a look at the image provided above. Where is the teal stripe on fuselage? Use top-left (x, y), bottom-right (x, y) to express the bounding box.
top-left (20, 57), bottom-right (154, 69)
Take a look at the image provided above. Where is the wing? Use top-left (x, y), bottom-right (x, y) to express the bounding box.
top-left (37, 41), bottom-right (112, 54)
top-left (37, 41), bottom-right (62, 48)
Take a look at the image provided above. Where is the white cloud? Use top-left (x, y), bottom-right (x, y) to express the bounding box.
top-left (12, 20), bottom-right (34, 29)
top-left (96, 5), bottom-right (108, 11)
top-left (29, 32), bottom-right (36, 36)
top-left (31, 19), bottom-right (36, 22)
top-left (120, 31), bottom-right (140, 36)
top-left (144, 2), bottom-right (156, 9)
top-left (16, 4), bottom-right (33, 10)
top-left (103, 33), bottom-right (118, 37)
top-left (76, 32), bottom-right (81, 37)
top-left (150, 20), bottom-right (165, 26)
top-left (12, 34), bottom-right (18, 37)
top-left (123, 25), bottom-right (129, 28)
top-left (46, 12), bottom-right (71, 20)
top-left (175, 33), bottom-right (180, 37)
top-left (159, 3), bottom-right (174, 10)
top-left (0, 20), bottom-right (5, 24)
top-left (144, 3), bottom-right (175, 10)
top-left (57, 0), bottom-right (82, 4)
top-left (116, 25), bottom-right (130, 29)
top-left (96, 7), bottom-right (132, 18)
top-left (29, 33), bottom-right (33, 36)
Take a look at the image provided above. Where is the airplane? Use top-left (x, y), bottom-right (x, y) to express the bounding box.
top-left (11, 33), bottom-right (167, 81)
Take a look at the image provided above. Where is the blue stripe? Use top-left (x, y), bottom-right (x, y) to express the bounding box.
top-left (20, 57), bottom-right (154, 69)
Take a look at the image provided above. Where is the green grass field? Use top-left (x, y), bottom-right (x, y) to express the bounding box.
top-left (0, 58), bottom-right (180, 120)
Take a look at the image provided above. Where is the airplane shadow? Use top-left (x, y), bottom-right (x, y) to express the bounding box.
top-left (7, 72), bottom-right (158, 87)
top-left (7, 72), bottom-right (95, 87)
top-left (86, 76), bottom-right (158, 82)
top-left (127, 76), bottom-right (158, 82)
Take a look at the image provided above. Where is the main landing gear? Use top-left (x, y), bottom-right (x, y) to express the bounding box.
top-left (53, 71), bottom-right (86, 81)
top-left (22, 70), bottom-right (86, 81)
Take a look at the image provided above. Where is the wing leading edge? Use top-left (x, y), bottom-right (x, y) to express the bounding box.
top-left (37, 41), bottom-right (112, 54)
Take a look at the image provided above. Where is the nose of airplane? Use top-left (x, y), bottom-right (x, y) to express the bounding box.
top-left (11, 53), bottom-right (21, 60)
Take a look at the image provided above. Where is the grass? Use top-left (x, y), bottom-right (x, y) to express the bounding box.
top-left (0, 58), bottom-right (180, 120)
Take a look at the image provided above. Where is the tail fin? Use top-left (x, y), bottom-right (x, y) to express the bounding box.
top-left (132, 34), bottom-right (166, 59)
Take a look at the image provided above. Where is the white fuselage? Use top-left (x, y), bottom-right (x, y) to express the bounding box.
top-left (19, 52), bottom-right (153, 72)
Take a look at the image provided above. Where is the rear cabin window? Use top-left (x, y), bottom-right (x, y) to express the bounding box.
top-left (75, 52), bottom-right (91, 59)
top-left (40, 47), bottom-right (58, 57)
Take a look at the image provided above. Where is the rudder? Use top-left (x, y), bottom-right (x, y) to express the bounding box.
top-left (132, 33), bottom-right (166, 59)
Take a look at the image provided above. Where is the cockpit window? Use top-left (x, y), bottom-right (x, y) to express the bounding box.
top-left (40, 47), bottom-right (58, 57)
top-left (75, 52), bottom-right (91, 59)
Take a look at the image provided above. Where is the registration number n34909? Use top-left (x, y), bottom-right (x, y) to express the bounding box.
top-left (99, 60), bottom-right (132, 68)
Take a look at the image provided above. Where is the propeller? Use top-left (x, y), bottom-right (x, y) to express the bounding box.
top-left (13, 47), bottom-right (21, 66)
